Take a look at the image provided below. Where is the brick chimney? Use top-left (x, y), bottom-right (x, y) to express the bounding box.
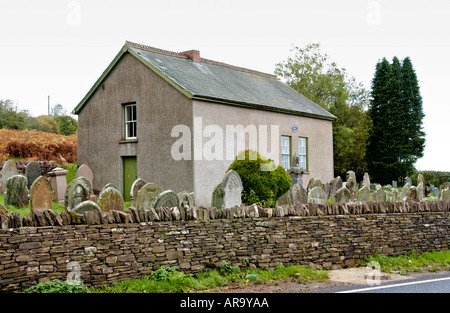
top-left (180, 50), bottom-right (200, 62)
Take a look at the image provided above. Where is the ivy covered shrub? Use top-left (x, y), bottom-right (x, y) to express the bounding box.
top-left (228, 150), bottom-right (291, 207)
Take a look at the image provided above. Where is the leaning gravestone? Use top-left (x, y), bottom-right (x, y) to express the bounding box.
top-left (221, 170), bottom-right (244, 209)
top-left (26, 161), bottom-right (41, 190)
top-left (136, 182), bottom-right (163, 211)
top-left (65, 177), bottom-right (92, 211)
top-left (98, 187), bottom-right (124, 212)
top-left (1, 160), bottom-right (19, 194)
top-left (152, 190), bottom-right (179, 209)
top-left (130, 178), bottom-right (146, 206)
top-left (335, 186), bottom-right (351, 203)
top-left (5, 175), bottom-right (29, 208)
top-left (327, 177), bottom-right (341, 200)
top-left (75, 164), bottom-right (94, 188)
top-left (307, 186), bottom-right (327, 205)
top-left (346, 170), bottom-right (357, 200)
top-left (399, 183), bottom-right (411, 201)
top-left (356, 185), bottom-right (370, 202)
top-left (29, 176), bottom-right (54, 211)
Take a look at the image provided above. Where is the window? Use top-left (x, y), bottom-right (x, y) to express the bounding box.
top-left (281, 136), bottom-right (291, 169)
top-left (298, 137), bottom-right (307, 171)
top-left (124, 104), bottom-right (137, 139)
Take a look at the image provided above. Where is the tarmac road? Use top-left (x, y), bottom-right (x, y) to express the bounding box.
top-left (331, 271), bottom-right (450, 293)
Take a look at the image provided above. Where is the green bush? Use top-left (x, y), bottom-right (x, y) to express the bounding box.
top-left (228, 150), bottom-right (291, 207)
top-left (23, 279), bottom-right (88, 293)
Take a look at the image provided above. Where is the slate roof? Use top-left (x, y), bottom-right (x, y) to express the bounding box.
top-left (74, 41), bottom-right (336, 121)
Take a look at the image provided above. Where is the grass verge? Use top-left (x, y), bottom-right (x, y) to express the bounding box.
top-left (89, 264), bottom-right (328, 293)
top-left (364, 250), bottom-right (450, 275)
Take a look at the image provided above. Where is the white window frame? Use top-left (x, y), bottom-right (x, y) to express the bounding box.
top-left (298, 137), bottom-right (308, 171)
top-left (124, 104), bottom-right (137, 140)
top-left (281, 136), bottom-right (291, 169)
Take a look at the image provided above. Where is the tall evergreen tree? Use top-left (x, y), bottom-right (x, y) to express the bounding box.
top-left (367, 57), bottom-right (425, 184)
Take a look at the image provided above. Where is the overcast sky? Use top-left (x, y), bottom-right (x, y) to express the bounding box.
top-left (1, 0), bottom-right (449, 172)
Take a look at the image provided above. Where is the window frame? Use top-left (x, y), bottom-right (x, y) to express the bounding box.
top-left (124, 103), bottom-right (137, 140)
top-left (298, 137), bottom-right (308, 171)
top-left (281, 136), bottom-right (291, 170)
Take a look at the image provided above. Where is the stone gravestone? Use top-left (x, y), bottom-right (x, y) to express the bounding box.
top-left (26, 161), bottom-right (41, 190)
top-left (29, 176), bottom-right (54, 211)
top-left (291, 183), bottom-right (307, 204)
top-left (177, 191), bottom-right (195, 208)
top-left (440, 186), bottom-right (450, 201)
top-left (372, 185), bottom-right (387, 202)
top-left (48, 167), bottom-right (69, 204)
top-left (5, 175), bottom-right (29, 208)
top-left (309, 178), bottom-right (327, 194)
top-left (407, 186), bottom-right (419, 202)
top-left (328, 177), bottom-right (342, 201)
top-left (404, 177), bottom-right (412, 186)
top-left (72, 200), bottom-right (101, 215)
top-left (1, 160), bottom-right (19, 194)
top-left (346, 170), bottom-right (357, 200)
top-left (362, 173), bottom-right (371, 188)
top-left (130, 178), bottom-right (146, 207)
top-left (417, 182), bottom-right (424, 201)
top-left (417, 174), bottom-right (425, 186)
top-left (136, 182), bottom-right (163, 211)
top-left (152, 190), bottom-right (179, 209)
top-left (307, 186), bottom-right (327, 205)
top-left (65, 177), bottom-right (92, 211)
top-left (356, 185), bottom-right (371, 202)
top-left (389, 188), bottom-right (399, 202)
top-left (221, 170), bottom-right (244, 209)
top-left (335, 186), bottom-right (351, 203)
top-left (399, 182), bottom-right (411, 201)
top-left (211, 183), bottom-right (224, 208)
top-left (75, 164), bottom-right (94, 187)
top-left (98, 187), bottom-right (124, 212)
top-left (277, 183), bottom-right (307, 206)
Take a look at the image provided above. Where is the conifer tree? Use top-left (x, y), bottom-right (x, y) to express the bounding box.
top-left (367, 57), bottom-right (425, 184)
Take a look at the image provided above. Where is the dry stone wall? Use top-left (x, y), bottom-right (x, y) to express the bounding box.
top-left (0, 201), bottom-right (448, 292)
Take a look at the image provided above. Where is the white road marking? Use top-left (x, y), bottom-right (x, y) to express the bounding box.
top-left (337, 276), bottom-right (450, 293)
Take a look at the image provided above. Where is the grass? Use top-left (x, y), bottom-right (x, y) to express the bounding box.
top-left (364, 250), bottom-right (450, 275)
top-left (0, 193), bottom-right (65, 215)
top-left (88, 264), bottom-right (329, 293)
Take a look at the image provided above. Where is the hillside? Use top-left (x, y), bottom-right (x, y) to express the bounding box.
top-left (0, 129), bottom-right (77, 165)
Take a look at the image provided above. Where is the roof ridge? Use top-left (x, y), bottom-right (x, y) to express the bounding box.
top-left (125, 40), bottom-right (277, 80)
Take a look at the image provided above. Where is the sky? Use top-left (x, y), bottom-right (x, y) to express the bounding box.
top-left (0, 0), bottom-right (449, 171)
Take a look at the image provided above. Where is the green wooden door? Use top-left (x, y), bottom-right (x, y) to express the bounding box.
top-left (122, 156), bottom-right (137, 202)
